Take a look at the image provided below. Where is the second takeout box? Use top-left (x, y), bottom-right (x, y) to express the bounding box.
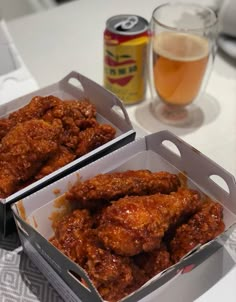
top-left (0, 71), bottom-right (135, 235)
top-left (12, 130), bottom-right (236, 302)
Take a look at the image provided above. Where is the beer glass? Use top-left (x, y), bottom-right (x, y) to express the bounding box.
top-left (149, 3), bottom-right (218, 125)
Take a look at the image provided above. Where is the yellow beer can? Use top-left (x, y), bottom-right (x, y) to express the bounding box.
top-left (104, 15), bottom-right (149, 105)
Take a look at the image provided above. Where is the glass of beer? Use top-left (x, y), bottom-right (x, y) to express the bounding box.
top-left (150, 3), bottom-right (218, 125)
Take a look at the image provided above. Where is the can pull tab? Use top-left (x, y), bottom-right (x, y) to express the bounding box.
top-left (114, 16), bottom-right (139, 31)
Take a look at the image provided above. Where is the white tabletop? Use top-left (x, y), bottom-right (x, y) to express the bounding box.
top-left (5, 0), bottom-right (236, 301)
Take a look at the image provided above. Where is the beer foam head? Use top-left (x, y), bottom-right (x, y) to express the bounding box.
top-left (153, 32), bottom-right (209, 61)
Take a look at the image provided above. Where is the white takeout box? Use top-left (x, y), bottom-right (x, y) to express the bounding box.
top-left (0, 71), bottom-right (135, 235)
top-left (12, 131), bottom-right (236, 302)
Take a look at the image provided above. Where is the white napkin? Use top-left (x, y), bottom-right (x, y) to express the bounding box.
top-left (0, 20), bottom-right (38, 105)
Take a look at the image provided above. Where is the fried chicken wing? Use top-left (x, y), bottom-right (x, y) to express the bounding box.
top-left (133, 243), bottom-right (172, 279)
top-left (0, 96), bottom-right (69, 136)
top-left (97, 189), bottom-right (202, 256)
top-left (66, 170), bottom-right (181, 210)
top-left (34, 146), bottom-right (76, 180)
top-left (0, 96), bottom-right (97, 147)
top-left (169, 200), bottom-right (225, 263)
top-left (0, 119), bottom-right (61, 197)
top-left (50, 209), bottom-right (93, 263)
top-left (0, 96), bottom-right (61, 140)
top-left (75, 124), bottom-right (116, 157)
top-left (42, 99), bottom-right (96, 122)
top-left (50, 209), bottom-right (140, 302)
top-left (42, 98), bottom-right (97, 150)
top-left (8, 95), bottom-right (61, 124)
top-left (84, 244), bottom-right (135, 302)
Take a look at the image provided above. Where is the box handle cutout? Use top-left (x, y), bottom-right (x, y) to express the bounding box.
top-left (209, 174), bottom-right (230, 195)
top-left (111, 104), bottom-right (129, 121)
top-left (68, 270), bottom-right (91, 293)
top-left (67, 77), bottom-right (85, 93)
top-left (161, 140), bottom-right (181, 158)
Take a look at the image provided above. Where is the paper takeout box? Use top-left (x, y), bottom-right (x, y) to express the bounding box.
top-left (0, 71), bottom-right (135, 235)
top-left (11, 131), bottom-right (236, 302)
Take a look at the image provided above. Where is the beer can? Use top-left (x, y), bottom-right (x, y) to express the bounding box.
top-left (104, 15), bottom-right (149, 105)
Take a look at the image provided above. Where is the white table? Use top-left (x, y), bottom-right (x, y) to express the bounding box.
top-left (4, 0), bottom-right (236, 301)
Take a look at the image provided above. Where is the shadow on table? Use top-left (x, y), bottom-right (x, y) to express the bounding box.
top-left (134, 93), bottom-right (220, 136)
top-left (19, 251), bottom-right (64, 302)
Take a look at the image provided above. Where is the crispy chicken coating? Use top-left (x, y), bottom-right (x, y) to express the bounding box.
top-left (0, 119), bottom-right (61, 197)
top-left (84, 244), bottom-right (135, 302)
top-left (75, 124), bottom-right (116, 157)
top-left (66, 170), bottom-right (181, 210)
top-left (0, 119), bottom-right (13, 141)
top-left (169, 200), bottom-right (225, 263)
top-left (50, 209), bottom-right (141, 302)
top-left (42, 99), bottom-right (96, 123)
top-left (86, 246), bottom-right (149, 302)
top-left (97, 189), bottom-right (202, 256)
top-left (8, 95), bottom-right (61, 123)
top-left (42, 98), bottom-right (97, 150)
top-left (50, 209), bottom-right (93, 265)
top-left (0, 95), bottom-right (97, 146)
top-left (34, 146), bottom-right (76, 180)
top-left (133, 244), bottom-right (172, 279)
top-left (0, 96), bottom-right (61, 140)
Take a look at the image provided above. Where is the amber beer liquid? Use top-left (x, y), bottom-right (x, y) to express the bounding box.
top-left (153, 32), bottom-right (209, 106)
top-left (104, 15), bottom-right (149, 105)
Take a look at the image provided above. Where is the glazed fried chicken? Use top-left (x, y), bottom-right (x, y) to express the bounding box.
top-left (75, 124), bottom-right (116, 157)
top-left (0, 96), bottom-right (61, 139)
top-left (0, 95), bottom-right (117, 197)
top-left (133, 243), bottom-right (172, 279)
top-left (42, 98), bottom-right (97, 150)
top-left (0, 119), bottom-right (14, 141)
top-left (0, 95), bottom-right (97, 147)
top-left (50, 169), bottom-right (226, 302)
top-left (42, 99), bottom-right (96, 123)
top-left (169, 200), bottom-right (225, 263)
top-left (34, 146), bottom-right (76, 180)
top-left (66, 170), bottom-right (181, 210)
top-left (97, 188), bottom-right (202, 256)
top-left (8, 95), bottom-right (61, 123)
top-left (84, 243), bottom-right (135, 302)
top-left (85, 243), bottom-right (149, 302)
top-left (50, 209), bottom-right (144, 302)
top-left (0, 119), bottom-right (62, 197)
top-left (50, 209), bottom-right (93, 263)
